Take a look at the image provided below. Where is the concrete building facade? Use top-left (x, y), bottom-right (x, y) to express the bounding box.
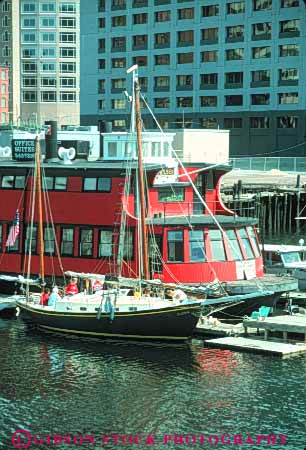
top-left (80, 0), bottom-right (306, 157)
top-left (0, 0), bottom-right (80, 128)
top-left (0, 66), bottom-right (9, 124)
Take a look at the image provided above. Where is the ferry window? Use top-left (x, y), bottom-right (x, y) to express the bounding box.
top-left (189, 230), bottom-right (206, 262)
top-left (44, 226), bottom-right (55, 255)
top-left (225, 229), bottom-right (243, 261)
top-left (0, 224), bottom-right (2, 252)
top-left (167, 230), bottom-right (184, 262)
top-left (158, 187), bottom-right (184, 202)
top-left (205, 171), bottom-right (214, 190)
top-left (238, 228), bottom-right (254, 259)
top-left (123, 229), bottom-right (134, 260)
top-left (1, 176), bottom-right (25, 189)
top-left (83, 177), bottom-right (111, 192)
top-left (247, 226), bottom-right (260, 257)
top-left (98, 229), bottom-right (113, 257)
top-left (44, 176), bottom-right (67, 190)
top-left (25, 225), bottom-right (37, 254)
top-left (79, 229), bottom-right (93, 257)
top-left (208, 230), bottom-right (226, 261)
top-left (108, 142), bottom-right (118, 157)
top-left (61, 227), bottom-right (74, 256)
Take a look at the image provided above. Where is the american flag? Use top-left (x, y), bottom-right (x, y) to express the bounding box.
top-left (6, 210), bottom-right (20, 247)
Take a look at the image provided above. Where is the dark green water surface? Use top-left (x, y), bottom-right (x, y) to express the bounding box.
top-left (0, 318), bottom-right (306, 450)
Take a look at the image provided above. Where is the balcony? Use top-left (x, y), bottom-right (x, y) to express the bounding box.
top-left (279, 30), bottom-right (300, 39)
top-left (176, 84), bottom-right (193, 91)
top-left (177, 40), bottom-right (194, 47)
top-left (251, 33), bottom-right (271, 41)
top-left (154, 86), bottom-right (170, 92)
top-left (200, 83), bottom-right (217, 90)
top-left (111, 46), bottom-right (126, 52)
top-left (132, 0), bottom-right (148, 7)
top-left (200, 38), bottom-right (218, 45)
top-left (278, 79), bottom-right (299, 87)
top-left (250, 80), bottom-right (270, 88)
top-left (154, 42), bottom-right (170, 49)
top-left (225, 35), bottom-right (244, 43)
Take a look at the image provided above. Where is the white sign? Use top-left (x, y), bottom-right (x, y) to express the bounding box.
top-left (236, 260), bottom-right (256, 280)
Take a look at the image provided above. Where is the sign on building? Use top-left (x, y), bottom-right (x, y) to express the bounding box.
top-left (12, 139), bottom-right (36, 161)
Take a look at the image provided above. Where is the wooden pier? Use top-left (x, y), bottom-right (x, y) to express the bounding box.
top-left (202, 315), bottom-right (306, 358)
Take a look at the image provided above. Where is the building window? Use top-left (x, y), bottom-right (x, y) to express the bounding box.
top-left (226, 25), bottom-right (244, 41)
top-left (132, 56), bottom-right (147, 66)
top-left (225, 229), bottom-right (243, 261)
top-left (201, 96), bottom-right (217, 107)
top-left (98, 229), bottom-right (113, 257)
top-left (227, 2), bottom-right (245, 14)
top-left (40, 3), bottom-right (56, 12)
top-left (154, 97), bottom-right (170, 108)
top-left (112, 15), bottom-right (126, 27)
top-left (133, 34), bottom-right (148, 49)
top-left (60, 3), bottom-right (77, 13)
top-left (167, 230), bottom-right (184, 262)
top-left (41, 32), bottom-right (56, 42)
top-left (155, 10), bottom-right (170, 22)
top-left (40, 17), bottom-right (56, 28)
top-left (252, 22), bottom-right (271, 39)
top-left (279, 68), bottom-right (299, 82)
top-left (200, 117), bottom-right (217, 129)
top-left (251, 94), bottom-right (270, 105)
top-left (202, 4), bottom-right (219, 16)
top-left (226, 48), bottom-right (244, 60)
top-left (177, 52), bottom-right (193, 64)
top-left (200, 73), bottom-right (218, 87)
top-left (251, 70), bottom-right (270, 83)
top-left (178, 7), bottom-right (194, 19)
top-left (177, 97), bottom-right (193, 107)
top-left (253, 0), bottom-right (272, 10)
top-left (111, 78), bottom-right (125, 90)
top-left (60, 77), bottom-right (75, 88)
top-left (60, 92), bottom-right (76, 102)
top-left (281, 0), bottom-right (299, 6)
top-left (41, 47), bottom-right (56, 58)
top-left (44, 177), bottom-right (67, 190)
top-left (112, 99), bottom-right (126, 109)
top-left (79, 228), bottom-right (93, 257)
top-left (225, 95), bottom-right (243, 106)
top-left (22, 91), bottom-right (37, 102)
top-left (112, 58), bottom-right (126, 68)
top-left (60, 47), bottom-right (75, 58)
top-left (154, 54), bottom-right (170, 65)
top-left (252, 46), bottom-right (271, 59)
top-left (41, 77), bottom-right (56, 87)
top-left (112, 36), bottom-right (126, 50)
top-left (201, 50), bottom-right (218, 62)
top-left (280, 19), bottom-right (300, 34)
top-left (177, 74), bottom-right (193, 88)
top-left (60, 32), bottom-right (76, 43)
top-left (98, 17), bottom-right (105, 28)
top-left (177, 30), bottom-right (194, 46)
top-left (22, 32), bottom-right (36, 43)
top-left (98, 99), bottom-right (105, 110)
top-left (250, 117), bottom-right (270, 128)
top-left (279, 44), bottom-right (299, 57)
top-left (60, 63), bottom-right (75, 73)
top-left (41, 91), bottom-right (56, 102)
top-left (225, 72), bottom-right (243, 87)
top-left (278, 92), bottom-right (298, 104)
top-left (133, 13), bottom-right (147, 24)
top-left (224, 118), bottom-right (242, 128)
top-left (155, 76), bottom-right (170, 89)
top-left (209, 230), bottom-right (226, 261)
top-left (83, 177), bottom-right (111, 192)
top-left (155, 32), bottom-right (170, 47)
top-left (201, 27), bottom-right (218, 43)
top-left (189, 230), bottom-right (206, 262)
top-left (99, 59), bottom-right (106, 69)
top-left (112, 0), bottom-right (126, 8)
top-left (22, 17), bottom-right (36, 27)
top-left (277, 116), bottom-right (298, 128)
top-left (44, 226), bottom-right (55, 255)
top-left (123, 230), bottom-right (134, 260)
top-left (22, 48), bottom-right (36, 58)
top-left (98, 38), bottom-right (105, 52)
top-left (59, 17), bottom-right (76, 28)
top-left (22, 3), bottom-right (36, 13)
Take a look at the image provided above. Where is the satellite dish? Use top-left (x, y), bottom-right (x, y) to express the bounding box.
top-left (58, 146), bottom-right (76, 164)
top-left (0, 146), bottom-right (11, 157)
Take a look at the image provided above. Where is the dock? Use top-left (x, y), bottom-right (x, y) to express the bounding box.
top-left (202, 315), bottom-right (306, 357)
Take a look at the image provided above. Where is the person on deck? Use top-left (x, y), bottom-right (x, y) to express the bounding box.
top-left (39, 287), bottom-right (50, 306)
top-left (65, 277), bottom-right (79, 296)
top-left (93, 279), bottom-right (103, 292)
top-left (48, 287), bottom-right (61, 307)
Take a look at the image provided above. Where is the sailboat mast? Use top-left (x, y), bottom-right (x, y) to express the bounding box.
top-left (35, 136), bottom-right (45, 287)
top-left (134, 77), bottom-right (149, 280)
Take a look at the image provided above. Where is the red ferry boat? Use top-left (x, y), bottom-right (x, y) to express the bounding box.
top-left (0, 125), bottom-right (297, 308)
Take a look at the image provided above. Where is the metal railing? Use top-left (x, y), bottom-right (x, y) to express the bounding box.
top-left (230, 157), bottom-right (306, 173)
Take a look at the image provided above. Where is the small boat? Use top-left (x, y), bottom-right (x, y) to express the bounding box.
top-left (261, 244), bottom-right (306, 291)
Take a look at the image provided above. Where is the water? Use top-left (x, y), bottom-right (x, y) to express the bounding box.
top-left (0, 317), bottom-right (306, 450)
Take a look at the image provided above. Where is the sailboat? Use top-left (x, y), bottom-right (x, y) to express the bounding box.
top-left (16, 67), bottom-right (204, 341)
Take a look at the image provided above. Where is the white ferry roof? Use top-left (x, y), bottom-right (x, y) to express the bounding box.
top-left (260, 244), bottom-right (306, 253)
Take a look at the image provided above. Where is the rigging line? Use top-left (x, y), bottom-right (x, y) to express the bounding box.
top-left (26, 158), bottom-right (37, 296)
top-left (142, 95), bottom-right (265, 292)
top-left (22, 167), bottom-right (34, 277)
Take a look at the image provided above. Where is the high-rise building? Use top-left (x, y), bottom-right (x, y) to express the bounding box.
top-left (80, 0), bottom-right (306, 156)
top-left (0, 0), bottom-right (80, 128)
